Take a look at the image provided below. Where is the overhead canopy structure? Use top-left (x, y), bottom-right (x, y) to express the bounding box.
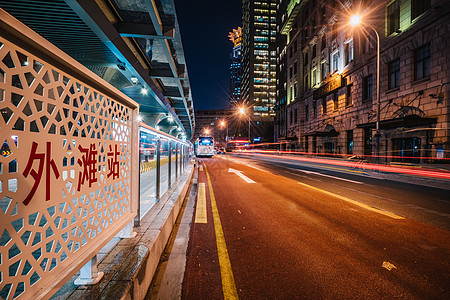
top-left (0, 0), bottom-right (195, 139)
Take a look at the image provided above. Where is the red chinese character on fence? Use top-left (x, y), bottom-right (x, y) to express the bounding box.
top-left (107, 144), bottom-right (120, 180)
top-left (23, 142), bottom-right (60, 205)
top-left (77, 143), bottom-right (98, 191)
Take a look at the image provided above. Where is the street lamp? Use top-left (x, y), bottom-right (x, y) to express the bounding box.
top-left (204, 129), bottom-right (210, 135)
top-left (350, 14), bottom-right (381, 164)
top-left (238, 107), bottom-right (251, 142)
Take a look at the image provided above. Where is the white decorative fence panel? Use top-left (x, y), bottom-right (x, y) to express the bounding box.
top-left (0, 16), bottom-right (138, 300)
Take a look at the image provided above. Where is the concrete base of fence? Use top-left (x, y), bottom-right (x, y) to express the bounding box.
top-left (51, 162), bottom-right (196, 300)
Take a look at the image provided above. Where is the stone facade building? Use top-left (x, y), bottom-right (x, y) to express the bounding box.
top-left (279, 0), bottom-right (450, 162)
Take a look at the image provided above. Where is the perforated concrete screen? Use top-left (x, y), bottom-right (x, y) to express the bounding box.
top-left (0, 37), bottom-right (137, 299)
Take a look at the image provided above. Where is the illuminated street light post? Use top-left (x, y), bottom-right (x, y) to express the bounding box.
top-left (239, 107), bottom-right (251, 142)
top-left (350, 14), bottom-right (381, 164)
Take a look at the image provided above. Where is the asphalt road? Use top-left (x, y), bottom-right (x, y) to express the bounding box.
top-left (182, 155), bottom-right (450, 299)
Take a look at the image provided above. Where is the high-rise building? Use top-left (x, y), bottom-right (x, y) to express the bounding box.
top-left (242, 0), bottom-right (277, 118)
top-left (229, 27), bottom-right (242, 106)
top-left (274, 0), bottom-right (289, 144)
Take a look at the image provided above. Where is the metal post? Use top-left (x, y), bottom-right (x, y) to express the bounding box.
top-left (175, 143), bottom-right (179, 179)
top-left (136, 146), bottom-right (141, 225)
top-left (181, 145), bottom-right (184, 174)
top-left (372, 26), bottom-right (381, 165)
top-left (248, 119), bottom-right (251, 142)
top-left (156, 139), bottom-right (161, 203)
top-left (226, 126), bottom-right (229, 148)
top-left (74, 255), bottom-right (104, 285)
top-left (179, 145), bottom-right (182, 174)
top-left (168, 141), bottom-right (172, 189)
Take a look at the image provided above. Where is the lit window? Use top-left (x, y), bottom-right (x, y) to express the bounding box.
top-left (346, 84), bottom-right (353, 106)
top-left (312, 69), bottom-right (317, 86)
top-left (345, 40), bottom-right (353, 65)
top-left (332, 52), bottom-right (339, 72)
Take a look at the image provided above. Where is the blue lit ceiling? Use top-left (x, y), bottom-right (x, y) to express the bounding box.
top-left (0, 0), bottom-right (195, 139)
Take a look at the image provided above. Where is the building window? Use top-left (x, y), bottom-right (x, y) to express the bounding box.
top-left (304, 51), bottom-right (308, 67)
top-left (361, 33), bottom-right (374, 54)
top-left (331, 22), bottom-right (337, 40)
top-left (312, 44), bottom-right (317, 59)
top-left (294, 40), bottom-right (297, 53)
top-left (290, 66), bottom-right (293, 78)
top-left (313, 100), bottom-right (317, 118)
top-left (364, 128), bottom-right (372, 155)
top-left (412, 0), bottom-right (431, 19)
top-left (304, 74), bottom-right (309, 92)
top-left (321, 34), bottom-right (326, 51)
top-left (333, 93), bottom-right (338, 110)
top-left (312, 136), bottom-right (317, 153)
top-left (290, 109), bottom-right (293, 124)
top-left (414, 44), bottom-right (430, 81)
top-left (344, 40), bottom-right (353, 65)
top-left (305, 137), bottom-right (309, 153)
top-left (346, 130), bottom-right (353, 154)
top-left (321, 61), bottom-right (327, 80)
top-left (332, 51), bottom-right (339, 72)
top-left (346, 83), bottom-right (353, 106)
top-left (294, 108), bottom-right (298, 123)
top-left (305, 104), bottom-right (309, 121)
top-left (322, 97), bottom-right (327, 114)
top-left (294, 61), bottom-right (298, 74)
top-left (312, 69), bottom-right (317, 86)
top-left (363, 74), bottom-right (373, 101)
top-left (289, 46), bottom-right (293, 58)
top-left (388, 58), bottom-right (400, 89)
top-left (387, 0), bottom-right (400, 35)
top-left (294, 83), bottom-right (298, 97)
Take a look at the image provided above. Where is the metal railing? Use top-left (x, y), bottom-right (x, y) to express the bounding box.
top-left (138, 123), bottom-right (192, 219)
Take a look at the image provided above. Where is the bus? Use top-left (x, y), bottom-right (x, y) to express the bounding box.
top-left (195, 136), bottom-right (215, 157)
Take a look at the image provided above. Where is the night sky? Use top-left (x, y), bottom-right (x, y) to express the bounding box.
top-left (175, 0), bottom-right (242, 111)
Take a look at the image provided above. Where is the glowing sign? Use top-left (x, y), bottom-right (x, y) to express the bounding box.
top-left (229, 27), bottom-right (242, 47)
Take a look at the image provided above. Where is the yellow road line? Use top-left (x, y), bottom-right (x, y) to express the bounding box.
top-left (297, 182), bottom-right (405, 220)
top-left (204, 164), bottom-right (239, 299)
top-left (195, 183), bottom-right (207, 223)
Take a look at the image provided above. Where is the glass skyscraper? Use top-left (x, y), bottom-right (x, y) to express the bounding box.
top-left (242, 0), bottom-right (278, 117)
top-left (229, 27), bottom-right (242, 107)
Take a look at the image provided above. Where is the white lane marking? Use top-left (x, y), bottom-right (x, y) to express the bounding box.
top-left (228, 168), bottom-right (256, 183)
top-left (295, 169), bottom-right (363, 184)
top-left (382, 261), bottom-right (397, 271)
top-left (298, 182), bottom-right (404, 219)
top-left (219, 156), bottom-right (272, 174)
top-left (285, 171), bottom-right (323, 182)
top-left (199, 165), bottom-right (204, 172)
